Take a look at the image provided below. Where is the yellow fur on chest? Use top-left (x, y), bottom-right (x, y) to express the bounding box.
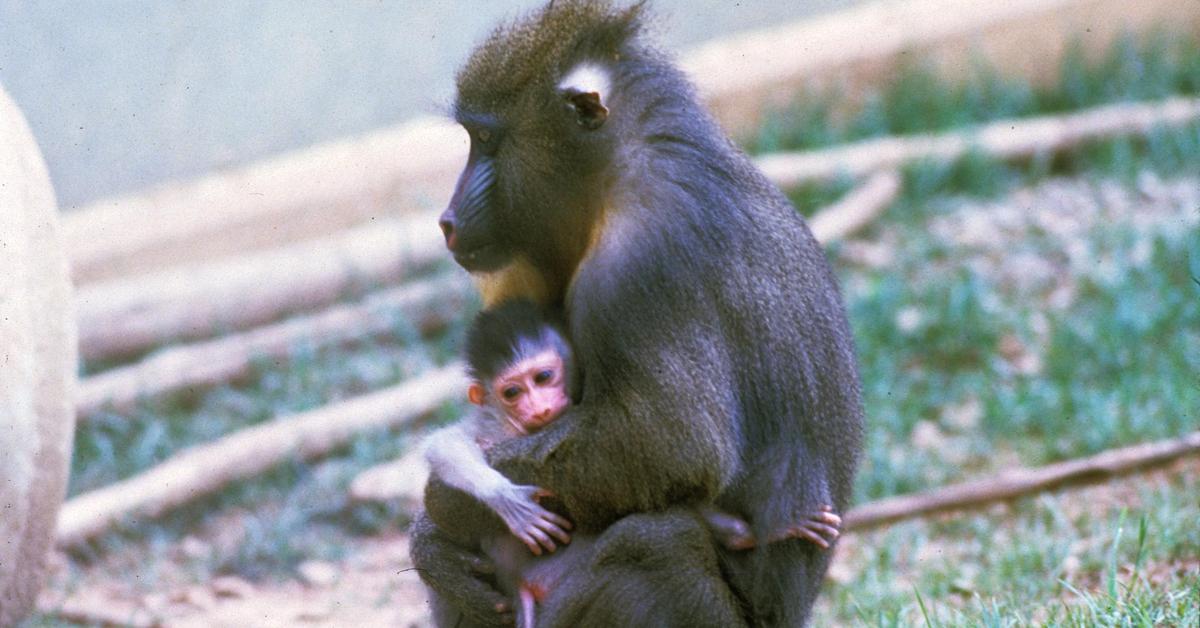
top-left (566, 206), bottom-right (615, 296)
top-left (471, 208), bottom-right (616, 309)
top-left (472, 256), bottom-right (551, 308)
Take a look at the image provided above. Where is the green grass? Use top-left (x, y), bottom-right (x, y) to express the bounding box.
top-left (813, 469), bottom-right (1200, 626)
top-left (848, 213), bottom-right (1199, 501)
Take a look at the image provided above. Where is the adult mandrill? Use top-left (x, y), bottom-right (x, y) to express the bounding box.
top-left (411, 1), bottom-right (864, 626)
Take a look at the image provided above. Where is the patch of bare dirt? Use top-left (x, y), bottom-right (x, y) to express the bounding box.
top-left (40, 534), bottom-right (434, 627)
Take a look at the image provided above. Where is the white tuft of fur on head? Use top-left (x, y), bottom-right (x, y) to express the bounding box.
top-left (558, 62), bottom-right (610, 99)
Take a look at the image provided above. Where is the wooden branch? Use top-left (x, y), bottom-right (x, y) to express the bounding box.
top-left (76, 209), bottom-right (445, 363)
top-left (77, 275), bottom-right (473, 417)
top-left (756, 97), bottom-right (1200, 188)
top-left (808, 170), bottom-right (902, 243)
top-left (56, 364), bottom-right (468, 547)
top-left (348, 444), bottom-right (429, 510)
top-left (845, 431), bottom-right (1200, 531)
top-left (64, 116), bottom-right (466, 283)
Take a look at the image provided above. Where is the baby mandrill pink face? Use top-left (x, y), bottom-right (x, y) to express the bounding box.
top-left (468, 349), bottom-right (570, 435)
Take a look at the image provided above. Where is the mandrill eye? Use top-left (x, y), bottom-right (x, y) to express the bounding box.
top-left (502, 385), bottom-right (521, 400)
top-left (534, 370), bottom-right (554, 384)
top-left (471, 126), bottom-right (502, 157)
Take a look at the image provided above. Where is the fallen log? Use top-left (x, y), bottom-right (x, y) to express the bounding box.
top-left (64, 116), bottom-right (465, 283)
top-left (77, 275), bottom-right (473, 417)
top-left (844, 431), bottom-right (1200, 531)
top-left (347, 444), bottom-right (429, 512)
top-left (757, 97), bottom-right (1200, 188)
top-left (76, 209), bottom-right (445, 363)
top-left (808, 170), bottom-right (902, 243)
top-left (57, 364), bottom-right (469, 547)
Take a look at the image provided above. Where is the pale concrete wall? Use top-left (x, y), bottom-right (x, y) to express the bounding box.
top-left (0, 85), bottom-right (77, 627)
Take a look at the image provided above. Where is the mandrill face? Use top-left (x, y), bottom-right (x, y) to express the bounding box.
top-left (491, 349), bottom-right (570, 435)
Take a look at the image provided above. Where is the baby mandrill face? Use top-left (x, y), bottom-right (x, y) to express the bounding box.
top-left (493, 349), bottom-right (570, 434)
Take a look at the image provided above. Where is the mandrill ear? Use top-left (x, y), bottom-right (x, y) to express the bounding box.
top-left (559, 63), bottom-right (610, 130)
top-left (468, 383), bottom-right (487, 406)
top-left (564, 90), bottom-right (608, 130)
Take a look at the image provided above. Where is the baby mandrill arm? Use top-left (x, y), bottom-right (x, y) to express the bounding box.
top-left (424, 422), bottom-right (572, 555)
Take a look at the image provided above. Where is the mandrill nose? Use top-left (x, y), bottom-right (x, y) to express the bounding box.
top-left (438, 210), bottom-right (457, 251)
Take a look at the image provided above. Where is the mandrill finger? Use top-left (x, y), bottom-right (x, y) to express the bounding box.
top-left (816, 510), bottom-right (843, 526)
top-left (792, 527), bottom-right (832, 549)
top-left (520, 534), bottom-right (544, 556)
top-left (529, 527), bottom-right (558, 553)
top-left (537, 519), bottom-right (572, 544)
top-left (805, 521), bottom-right (841, 540)
top-left (542, 510), bottom-right (573, 531)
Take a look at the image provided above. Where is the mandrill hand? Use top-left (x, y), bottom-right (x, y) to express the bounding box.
top-left (768, 505), bottom-right (843, 549)
top-left (485, 484), bottom-right (573, 555)
top-left (409, 514), bottom-right (515, 626)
